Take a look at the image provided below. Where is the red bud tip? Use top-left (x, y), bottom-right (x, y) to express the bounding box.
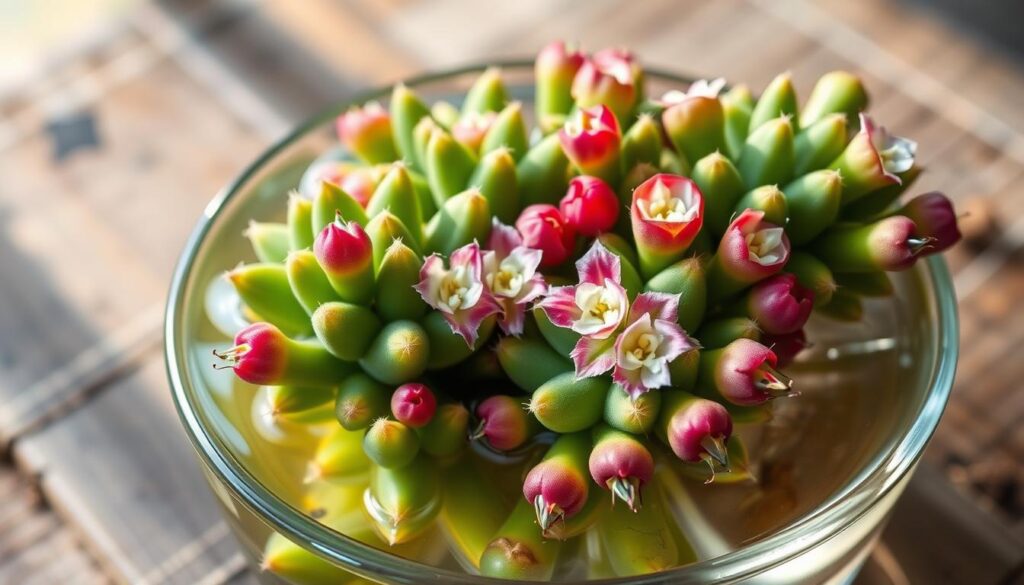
top-left (523, 462), bottom-right (588, 524)
top-left (571, 48), bottom-right (639, 122)
top-left (559, 105), bottom-right (621, 170)
top-left (474, 395), bottom-right (531, 451)
top-left (715, 338), bottom-right (795, 405)
top-left (869, 215), bottom-right (923, 271)
top-left (515, 204), bottom-right (576, 268)
top-left (900, 192), bottom-right (962, 253)
top-left (452, 111), bottom-right (497, 152)
top-left (391, 383), bottom-right (437, 428)
top-left (666, 398), bottom-right (733, 463)
top-left (559, 176), bottom-right (619, 236)
top-left (747, 273), bottom-right (814, 335)
top-left (213, 322), bottom-right (287, 385)
top-left (631, 173), bottom-right (705, 247)
top-left (536, 40), bottom-right (585, 77)
top-left (762, 329), bottom-right (809, 368)
top-left (313, 219), bottom-right (373, 275)
top-left (719, 209), bottom-right (790, 280)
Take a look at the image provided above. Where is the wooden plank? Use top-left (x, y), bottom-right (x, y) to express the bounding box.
top-left (13, 358), bottom-right (242, 585)
top-left (0, 54), bottom-right (264, 443)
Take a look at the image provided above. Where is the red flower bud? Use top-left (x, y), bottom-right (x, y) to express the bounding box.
top-left (571, 48), bottom-right (639, 124)
top-left (631, 174), bottom-right (705, 277)
top-left (391, 383), bottom-right (437, 428)
top-left (711, 338), bottom-right (793, 406)
top-left (761, 329), bottom-right (808, 368)
top-left (215, 322), bottom-right (287, 385)
top-left (746, 273), bottom-right (814, 335)
top-left (335, 102), bottom-right (397, 163)
top-left (559, 176), bottom-right (619, 236)
top-left (314, 217), bottom-right (373, 276)
top-left (473, 395), bottom-right (533, 451)
top-left (665, 397), bottom-right (733, 464)
top-left (537, 40), bottom-right (585, 81)
top-left (899, 192), bottom-right (962, 253)
top-left (559, 105), bottom-right (621, 183)
top-left (515, 204), bottom-right (576, 268)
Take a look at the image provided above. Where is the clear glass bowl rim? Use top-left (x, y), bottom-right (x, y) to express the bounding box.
top-left (164, 60), bottom-right (959, 584)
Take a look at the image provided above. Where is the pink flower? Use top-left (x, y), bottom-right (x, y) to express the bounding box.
top-left (862, 114), bottom-right (916, 179)
top-left (559, 176), bottom-right (620, 236)
top-left (631, 174), bottom-right (704, 273)
top-left (415, 242), bottom-right (501, 347)
top-left (483, 220), bottom-right (548, 336)
top-left (559, 105), bottom-right (621, 180)
top-left (515, 204), bottom-right (576, 267)
top-left (539, 241), bottom-right (630, 377)
top-left (612, 293), bottom-right (696, 397)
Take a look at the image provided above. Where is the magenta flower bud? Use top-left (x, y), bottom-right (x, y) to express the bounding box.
top-left (572, 48), bottom-right (639, 125)
top-left (815, 215), bottom-right (927, 272)
top-left (535, 40), bottom-right (586, 130)
top-left (630, 174), bottom-right (705, 278)
top-left (762, 329), bottom-right (808, 368)
top-left (559, 105), bottom-right (622, 184)
top-left (559, 176), bottom-right (620, 236)
top-left (708, 209), bottom-right (790, 299)
top-left (515, 204), bottom-right (576, 268)
top-left (830, 113), bottom-right (916, 203)
top-left (314, 216), bottom-right (375, 305)
top-left (451, 111), bottom-right (497, 153)
top-left (335, 101), bottom-right (398, 164)
top-left (704, 338), bottom-right (793, 406)
top-left (522, 433), bottom-right (591, 534)
top-left (473, 395), bottom-right (534, 451)
top-left (662, 394), bottom-right (733, 465)
top-left (216, 322), bottom-right (287, 385)
top-left (746, 273), bottom-right (814, 335)
top-left (898, 192), bottom-right (962, 253)
top-left (391, 383), bottom-right (437, 428)
top-left (588, 427), bottom-right (654, 511)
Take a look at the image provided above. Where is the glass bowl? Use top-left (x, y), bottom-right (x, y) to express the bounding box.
top-left (165, 62), bottom-right (958, 584)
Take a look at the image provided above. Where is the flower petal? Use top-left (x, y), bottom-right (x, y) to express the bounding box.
top-left (612, 365), bottom-right (647, 399)
top-left (628, 291), bottom-right (681, 323)
top-left (571, 335), bottom-right (616, 378)
top-left (576, 240), bottom-right (621, 285)
top-left (414, 254), bottom-right (449, 313)
top-left (488, 219), bottom-right (523, 258)
top-left (497, 298), bottom-right (527, 336)
top-left (538, 285), bottom-right (580, 328)
top-left (445, 294), bottom-right (501, 347)
top-left (450, 241), bottom-right (484, 276)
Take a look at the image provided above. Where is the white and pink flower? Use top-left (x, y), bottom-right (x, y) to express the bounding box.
top-left (415, 242), bottom-right (501, 347)
top-left (612, 292), bottom-right (695, 397)
top-left (483, 220), bottom-right (548, 336)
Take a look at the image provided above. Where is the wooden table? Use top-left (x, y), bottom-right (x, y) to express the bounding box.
top-left (1, 0), bottom-right (1023, 583)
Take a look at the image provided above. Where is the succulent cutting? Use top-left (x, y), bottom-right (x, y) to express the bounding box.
top-left (213, 41), bottom-right (961, 581)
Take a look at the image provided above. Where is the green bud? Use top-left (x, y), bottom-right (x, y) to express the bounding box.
top-left (389, 84), bottom-right (432, 171)
top-left (734, 184), bottom-right (788, 229)
top-left (517, 133), bottom-right (570, 206)
top-left (227, 264), bottom-right (312, 338)
top-left (662, 96), bottom-right (726, 167)
top-left (430, 100), bottom-right (460, 128)
top-left (376, 240), bottom-right (428, 322)
top-left (418, 403), bottom-right (470, 458)
top-left (462, 67), bottom-right (507, 115)
top-left (335, 373), bottom-right (390, 430)
top-left (496, 336), bottom-right (573, 392)
top-left (412, 116), bottom-right (440, 177)
top-left (426, 128), bottom-right (477, 205)
top-left (621, 114), bottom-right (662, 171)
top-left (480, 499), bottom-right (562, 580)
top-left (312, 181), bottom-right (368, 236)
top-left (691, 151), bottom-right (746, 237)
top-left (841, 166), bottom-right (921, 221)
top-left (817, 287), bottom-right (863, 322)
top-left (245, 221), bottom-right (290, 263)
top-left (738, 116), bottom-right (795, 188)
top-left (365, 211), bottom-right (420, 271)
top-left (470, 148), bottom-right (520, 224)
top-left (422, 311), bottom-right (495, 369)
top-left (604, 386), bottom-right (661, 434)
top-left (794, 113), bottom-right (848, 176)
top-left (481, 101), bottom-right (529, 160)
top-left (408, 168), bottom-right (437, 221)
top-left (598, 483), bottom-right (694, 576)
top-left (266, 385), bottom-right (336, 425)
top-left (660, 148), bottom-right (690, 175)
top-left (286, 250), bottom-right (341, 315)
top-left (365, 457), bottom-right (440, 545)
top-left (365, 164), bottom-right (423, 247)
top-left (359, 320), bottom-right (430, 384)
top-left (784, 169), bottom-right (843, 245)
top-left (644, 257), bottom-right (707, 333)
top-left (424, 188), bottom-right (491, 255)
top-left (308, 425), bottom-right (372, 483)
top-left (312, 302), bottom-right (382, 361)
top-left (287, 193), bottom-right (315, 250)
top-left (800, 71), bottom-right (869, 128)
top-left (697, 317), bottom-right (762, 349)
top-left (530, 372), bottom-right (610, 433)
top-left (749, 72), bottom-right (798, 133)
top-left (784, 251), bottom-right (836, 307)
top-left (668, 348), bottom-right (700, 392)
top-left (532, 306), bottom-right (580, 357)
top-left (834, 270), bottom-right (893, 297)
top-left (721, 84), bottom-right (754, 160)
top-left (364, 419), bottom-right (420, 469)
top-left (439, 458), bottom-right (511, 569)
